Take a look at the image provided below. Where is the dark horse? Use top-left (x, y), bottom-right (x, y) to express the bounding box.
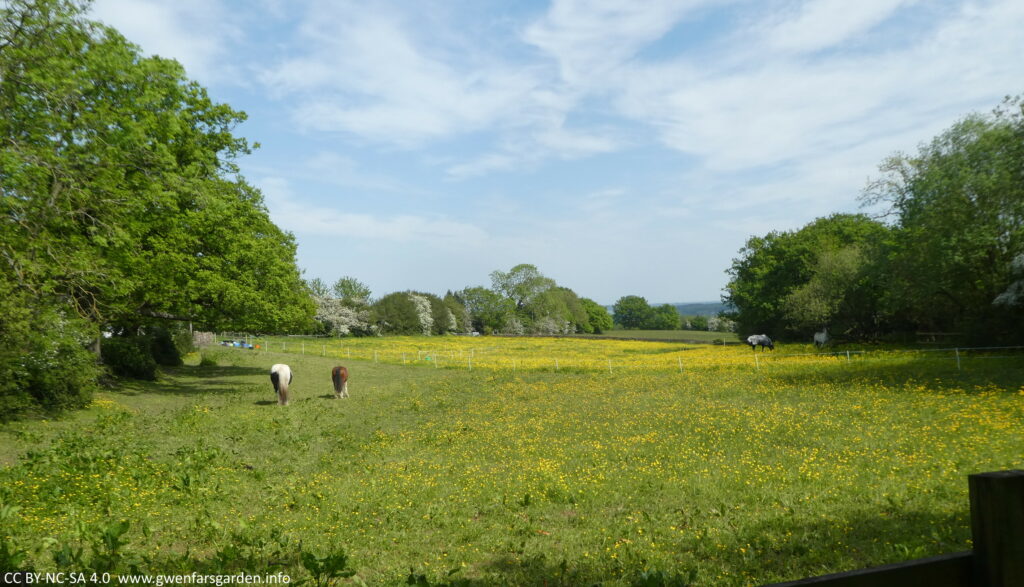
top-left (331, 366), bottom-right (349, 399)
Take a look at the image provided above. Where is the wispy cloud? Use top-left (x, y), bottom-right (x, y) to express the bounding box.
top-left (615, 0), bottom-right (1024, 176)
top-left (754, 0), bottom-right (917, 54)
top-left (89, 0), bottom-right (242, 84)
top-left (258, 2), bottom-right (544, 146)
top-left (260, 177), bottom-right (487, 246)
top-left (522, 0), bottom-right (714, 85)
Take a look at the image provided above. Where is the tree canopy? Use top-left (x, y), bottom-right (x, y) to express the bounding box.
top-left (1, 0), bottom-right (313, 417)
top-left (612, 296), bottom-right (654, 329)
top-left (725, 95), bottom-right (1024, 343)
top-left (862, 98), bottom-right (1024, 338)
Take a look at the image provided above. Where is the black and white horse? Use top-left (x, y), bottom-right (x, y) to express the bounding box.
top-left (270, 364), bottom-right (293, 406)
top-left (746, 334), bottom-right (774, 351)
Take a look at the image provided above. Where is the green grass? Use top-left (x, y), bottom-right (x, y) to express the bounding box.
top-left (1, 344), bottom-right (1022, 585)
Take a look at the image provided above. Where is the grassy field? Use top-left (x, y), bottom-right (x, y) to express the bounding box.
top-left (1, 337), bottom-right (1022, 585)
top-left (585, 330), bottom-right (741, 343)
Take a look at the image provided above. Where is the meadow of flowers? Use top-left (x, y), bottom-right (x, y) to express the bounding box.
top-left (1, 337), bottom-right (1021, 585)
top-left (253, 334), bottom-right (1021, 375)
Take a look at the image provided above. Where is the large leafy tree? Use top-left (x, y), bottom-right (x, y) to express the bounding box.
top-left (724, 214), bottom-right (890, 339)
top-left (580, 298), bottom-right (613, 334)
top-left (0, 0), bottom-right (313, 336)
top-left (490, 264), bottom-right (556, 311)
top-left (645, 304), bottom-right (681, 330)
top-left (457, 286), bottom-right (514, 334)
top-left (332, 276), bottom-right (372, 304)
top-left (613, 295), bottom-right (653, 329)
top-left (1, 0), bottom-right (313, 417)
top-left (371, 291), bottom-right (455, 336)
top-left (862, 98), bottom-right (1024, 338)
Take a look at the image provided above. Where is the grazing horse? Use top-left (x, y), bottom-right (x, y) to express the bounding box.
top-left (813, 327), bottom-right (830, 348)
top-left (746, 334), bottom-right (774, 351)
top-left (270, 364), bottom-right (292, 406)
top-left (331, 366), bottom-right (349, 399)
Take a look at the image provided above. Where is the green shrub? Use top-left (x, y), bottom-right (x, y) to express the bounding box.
top-left (171, 326), bottom-right (195, 357)
top-left (101, 336), bottom-right (157, 380)
top-left (0, 309), bottom-right (98, 421)
top-left (149, 326), bottom-right (183, 367)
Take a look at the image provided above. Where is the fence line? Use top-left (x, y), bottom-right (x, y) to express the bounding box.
top-left (210, 335), bottom-right (1024, 375)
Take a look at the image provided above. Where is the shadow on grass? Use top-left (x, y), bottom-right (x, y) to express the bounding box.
top-left (726, 505), bottom-right (970, 585)
top-left (761, 359), bottom-right (1024, 393)
top-left (113, 365), bottom-right (268, 397)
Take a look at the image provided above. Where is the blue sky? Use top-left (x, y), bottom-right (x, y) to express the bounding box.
top-left (89, 0), bottom-right (1024, 305)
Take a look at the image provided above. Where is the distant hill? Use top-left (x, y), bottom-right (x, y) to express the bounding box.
top-left (671, 302), bottom-right (729, 316)
top-left (604, 301), bottom-right (730, 316)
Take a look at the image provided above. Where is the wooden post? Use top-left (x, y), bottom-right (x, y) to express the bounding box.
top-left (955, 348), bottom-right (961, 371)
top-left (969, 470), bottom-right (1024, 586)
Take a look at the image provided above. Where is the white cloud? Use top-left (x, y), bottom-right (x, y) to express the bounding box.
top-left (259, 2), bottom-right (544, 145)
top-left (615, 0), bottom-right (1024, 173)
top-left (303, 152), bottom-right (415, 193)
top-left (523, 0), bottom-right (713, 85)
top-left (259, 177), bottom-right (487, 246)
top-left (756, 0), bottom-right (916, 54)
top-left (89, 0), bottom-right (241, 83)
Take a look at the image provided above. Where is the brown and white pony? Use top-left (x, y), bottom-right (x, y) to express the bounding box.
top-left (331, 366), bottom-right (349, 399)
top-left (270, 364), bottom-right (293, 406)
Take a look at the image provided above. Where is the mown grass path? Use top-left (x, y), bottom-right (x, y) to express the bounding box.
top-left (1, 342), bottom-right (1022, 585)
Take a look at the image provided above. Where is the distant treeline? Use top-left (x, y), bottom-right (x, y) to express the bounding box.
top-left (724, 96), bottom-right (1024, 344)
top-left (308, 271), bottom-right (737, 339)
top-left (306, 265), bottom-right (616, 338)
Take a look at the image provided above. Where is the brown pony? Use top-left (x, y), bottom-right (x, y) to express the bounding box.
top-left (331, 366), bottom-right (349, 399)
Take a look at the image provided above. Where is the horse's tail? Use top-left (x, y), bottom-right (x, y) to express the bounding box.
top-left (278, 374), bottom-right (289, 405)
top-left (271, 364), bottom-right (292, 405)
top-left (332, 366), bottom-right (349, 398)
